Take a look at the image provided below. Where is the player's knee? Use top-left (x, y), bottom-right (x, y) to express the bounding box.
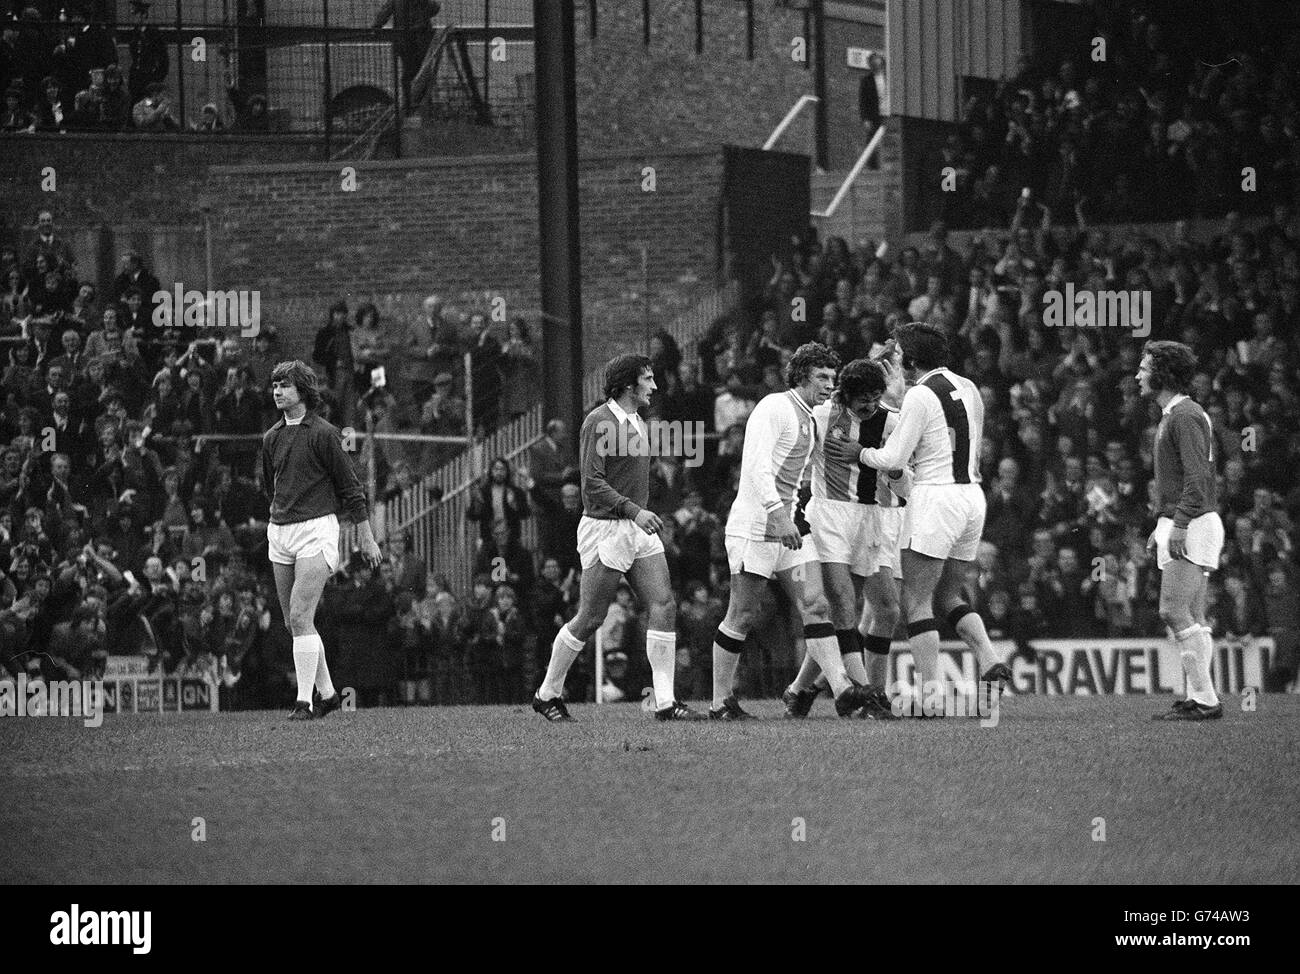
top-left (568, 615), bottom-right (600, 641)
top-left (725, 606), bottom-right (757, 636)
top-left (800, 593), bottom-right (830, 623)
top-left (1158, 603), bottom-right (1192, 629)
top-left (647, 596), bottom-right (674, 629)
top-left (287, 609), bottom-right (314, 634)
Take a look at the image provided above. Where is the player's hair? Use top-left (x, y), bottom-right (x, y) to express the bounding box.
top-left (786, 342), bottom-right (841, 388)
top-left (270, 359), bottom-right (322, 411)
top-left (1141, 340), bottom-right (1197, 395)
top-left (835, 358), bottom-right (886, 407)
top-left (603, 353), bottom-right (652, 401)
top-left (896, 322), bottom-right (949, 373)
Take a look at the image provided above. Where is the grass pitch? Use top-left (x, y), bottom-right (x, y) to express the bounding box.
top-left (2, 695), bottom-right (1296, 884)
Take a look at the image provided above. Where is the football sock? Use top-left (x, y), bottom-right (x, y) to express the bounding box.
top-left (1173, 623), bottom-right (1213, 706)
top-left (804, 623), bottom-right (849, 697)
top-left (906, 619), bottom-right (941, 702)
top-left (711, 622), bottom-right (746, 710)
top-left (311, 633), bottom-right (335, 699)
top-left (836, 629), bottom-right (869, 684)
top-left (863, 634), bottom-right (891, 686)
top-left (645, 629), bottom-right (677, 710)
top-left (949, 605), bottom-right (997, 673)
top-left (539, 625), bottom-right (585, 701)
top-left (791, 653), bottom-right (823, 693)
top-left (292, 635), bottom-right (319, 705)
top-left (1190, 624), bottom-right (1219, 707)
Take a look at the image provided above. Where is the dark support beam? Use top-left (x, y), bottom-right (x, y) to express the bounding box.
top-left (811, 0), bottom-right (828, 170)
top-left (695, 0), bottom-right (703, 54)
top-left (534, 0), bottom-right (584, 433)
top-left (745, 0), bottom-right (754, 60)
top-left (642, 0), bottom-right (650, 46)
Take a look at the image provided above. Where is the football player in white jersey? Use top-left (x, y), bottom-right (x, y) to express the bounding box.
top-left (783, 357), bottom-right (909, 719)
top-left (709, 343), bottom-right (873, 720)
top-left (824, 323), bottom-right (1010, 713)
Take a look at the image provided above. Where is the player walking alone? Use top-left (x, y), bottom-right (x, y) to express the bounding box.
top-left (533, 354), bottom-right (704, 722)
top-left (1139, 341), bottom-right (1225, 720)
top-left (261, 361), bottom-right (382, 720)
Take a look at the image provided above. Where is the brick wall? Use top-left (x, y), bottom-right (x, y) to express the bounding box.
top-left (0, 134), bottom-right (329, 232)
top-left (205, 149), bottom-right (724, 366)
top-left (573, 0), bottom-right (814, 154)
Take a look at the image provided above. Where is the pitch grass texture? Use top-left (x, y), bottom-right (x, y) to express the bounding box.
top-left (2, 696), bottom-right (1297, 884)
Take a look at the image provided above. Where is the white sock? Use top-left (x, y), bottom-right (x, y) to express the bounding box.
top-left (955, 613), bottom-right (997, 673)
top-left (645, 629), bottom-right (677, 710)
top-left (804, 634), bottom-right (850, 696)
top-left (292, 635), bottom-right (319, 706)
top-left (1174, 623), bottom-right (1213, 705)
top-left (711, 622), bottom-right (745, 709)
top-left (790, 653), bottom-right (822, 693)
top-left (1190, 624), bottom-right (1219, 707)
top-left (843, 651), bottom-right (869, 686)
top-left (908, 626), bottom-right (941, 701)
top-left (311, 633), bottom-right (335, 698)
top-left (539, 625), bottom-right (584, 701)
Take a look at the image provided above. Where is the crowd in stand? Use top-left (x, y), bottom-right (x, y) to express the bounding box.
top-left (0, 1), bottom-right (269, 134)
top-left (936, 6), bottom-right (1299, 227)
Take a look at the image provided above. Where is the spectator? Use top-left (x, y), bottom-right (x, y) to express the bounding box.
top-left (466, 456), bottom-right (529, 548)
top-left (498, 316), bottom-right (540, 421)
top-left (126, 0), bottom-right (168, 108)
top-left (132, 80), bottom-right (178, 131)
top-left (464, 312), bottom-right (501, 435)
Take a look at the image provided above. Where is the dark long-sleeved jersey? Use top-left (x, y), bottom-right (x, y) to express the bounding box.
top-left (260, 412), bottom-right (369, 526)
top-left (579, 400), bottom-right (649, 521)
top-left (1154, 395), bottom-right (1217, 528)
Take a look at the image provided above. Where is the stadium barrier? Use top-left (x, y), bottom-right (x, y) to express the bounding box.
top-left (891, 637), bottom-right (1273, 697)
top-left (100, 657), bottom-right (220, 714)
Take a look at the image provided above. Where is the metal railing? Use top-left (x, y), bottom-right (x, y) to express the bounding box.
top-left (367, 280), bottom-right (740, 595)
top-left (1, 6), bottom-right (535, 149)
top-left (811, 121), bottom-right (886, 218)
top-left (762, 94), bottom-right (819, 151)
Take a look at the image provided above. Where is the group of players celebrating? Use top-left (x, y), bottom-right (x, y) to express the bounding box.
top-left (529, 323), bottom-right (1226, 724)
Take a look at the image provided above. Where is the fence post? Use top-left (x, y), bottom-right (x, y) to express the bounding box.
top-left (391, 20), bottom-right (403, 158)
top-left (463, 349), bottom-right (474, 442)
top-left (483, 0), bottom-right (491, 108)
top-left (175, 0), bottom-right (186, 129)
top-left (322, 0), bottom-right (333, 153)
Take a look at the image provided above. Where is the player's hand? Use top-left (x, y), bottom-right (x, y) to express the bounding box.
top-left (633, 509), bottom-right (663, 536)
top-left (770, 509), bottom-right (802, 550)
top-left (823, 434), bottom-right (864, 468)
top-left (1145, 529), bottom-right (1157, 554)
top-left (361, 536), bottom-right (383, 568)
top-left (1168, 526), bottom-right (1188, 560)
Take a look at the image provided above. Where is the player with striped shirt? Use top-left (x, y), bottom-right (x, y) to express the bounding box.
top-left (783, 356), bottom-right (910, 719)
top-left (709, 343), bottom-right (873, 720)
top-left (532, 354), bottom-right (704, 722)
top-left (825, 323), bottom-right (1010, 712)
top-left (1140, 341), bottom-right (1225, 721)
